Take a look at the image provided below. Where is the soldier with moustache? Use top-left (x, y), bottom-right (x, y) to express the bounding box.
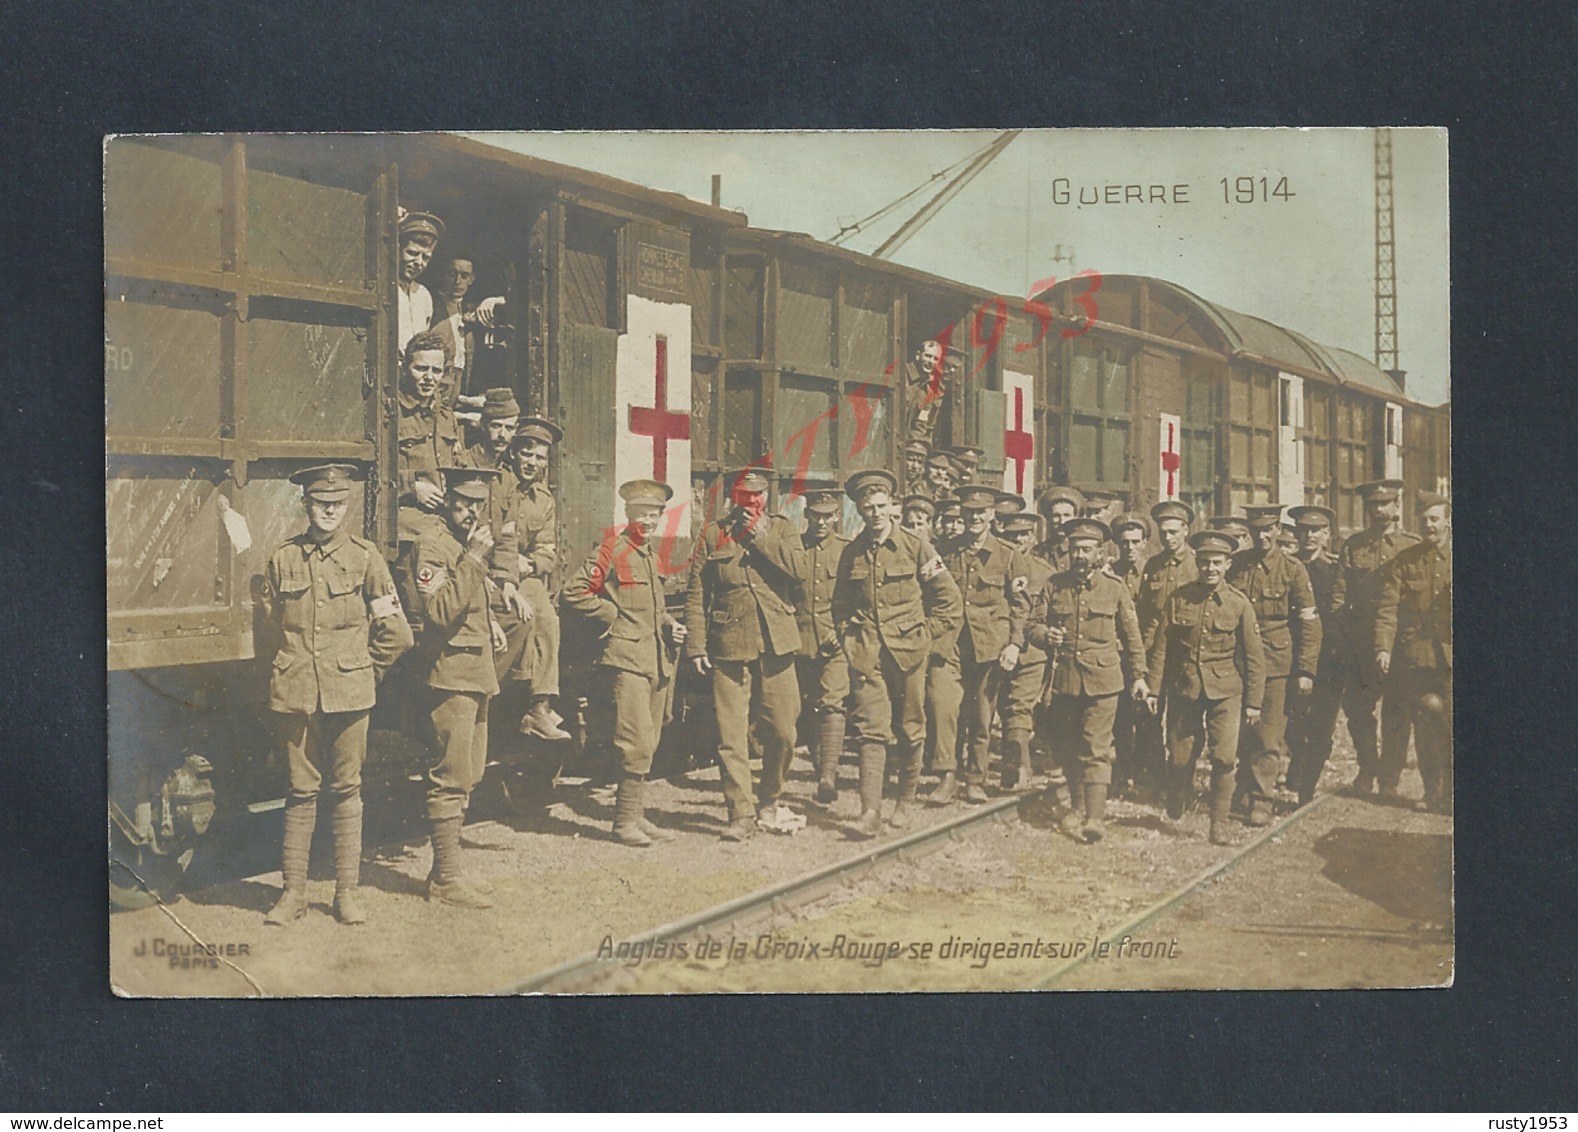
top-left (1108, 512), bottom-right (1153, 795)
top-left (1283, 505), bottom-right (1344, 806)
top-left (833, 469), bottom-right (963, 836)
top-left (1144, 530), bottom-right (1266, 845)
top-left (781, 484), bottom-right (852, 806)
top-left (994, 511), bottom-right (1050, 793)
top-left (1029, 518), bottom-right (1149, 842)
top-left (1228, 505), bottom-right (1322, 827)
top-left (260, 464), bottom-right (414, 926)
top-left (1333, 479), bottom-right (1420, 798)
top-left (401, 466), bottom-right (507, 907)
top-left (940, 485), bottom-right (1032, 802)
top-left (564, 480), bottom-right (688, 846)
top-left (684, 465), bottom-right (804, 840)
top-left (1375, 493), bottom-right (1453, 813)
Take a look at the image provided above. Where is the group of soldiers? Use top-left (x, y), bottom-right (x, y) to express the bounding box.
top-left (253, 207), bottom-right (1451, 926)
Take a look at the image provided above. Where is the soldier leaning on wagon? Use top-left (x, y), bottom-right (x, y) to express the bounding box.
top-left (396, 210), bottom-right (443, 355)
top-left (1108, 512), bottom-right (1154, 796)
top-left (1332, 478), bottom-right (1420, 799)
top-left (833, 468), bottom-right (963, 837)
top-left (400, 466), bottom-right (507, 908)
top-left (1282, 505), bottom-right (1344, 807)
top-left (1375, 492), bottom-right (1453, 814)
top-left (940, 485), bottom-right (1032, 803)
top-left (395, 330), bottom-right (474, 556)
top-left (780, 484), bottom-right (852, 806)
top-left (684, 465), bottom-right (804, 840)
top-left (260, 464), bottom-right (414, 926)
top-left (1028, 518), bottom-right (1149, 843)
top-left (1144, 530), bottom-right (1266, 846)
top-left (995, 512), bottom-right (1052, 794)
top-left (1228, 505), bottom-right (1322, 827)
top-left (504, 417), bottom-right (568, 740)
top-left (563, 480), bottom-right (687, 847)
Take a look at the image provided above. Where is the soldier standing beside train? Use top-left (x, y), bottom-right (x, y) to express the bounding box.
top-left (1135, 501), bottom-right (1198, 800)
top-left (781, 484), bottom-right (852, 806)
top-left (1107, 512), bottom-right (1153, 797)
top-left (1283, 505), bottom-right (1344, 807)
top-left (260, 464), bottom-right (414, 926)
top-left (996, 510), bottom-right (1051, 795)
top-left (564, 481), bottom-right (687, 847)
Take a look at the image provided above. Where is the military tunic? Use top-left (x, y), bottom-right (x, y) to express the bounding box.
top-left (402, 520), bottom-right (499, 821)
top-left (395, 388), bottom-right (473, 546)
top-left (834, 526), bottom-right (963, 757)
top-left (1285, 550), bottom-right (1344, 801)
top-left (683, 515), bottom-right (803, 819)
top-left (1002, 554), bottom-right (1058, 736)
top-left (785, 529), bottom-right (852, 717)
top-left (1375, 538), bottom-right (1453, 807)
top-left (1108, 559), bottom-right (1150, 788)
top-left (1332, 526), bottom-right (1420, 788)
top-left (262, 531), bottom-right (414, 800)
top-left (564, 525), bottom-right (676, 776)
top-left (1145, 580), bottom-right (1266, 773)
top-left (495, 474), bottom-right (562, 696)
top-left (940, 533), bottom-right (1031, 782)
top-left (1027, 570), bottom-right (1145, 786)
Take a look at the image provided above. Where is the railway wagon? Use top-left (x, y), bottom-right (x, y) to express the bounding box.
top-left (106, 133), bottom-right (1449, 899)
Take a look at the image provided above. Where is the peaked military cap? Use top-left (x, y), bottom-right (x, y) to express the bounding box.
top-left (1112, 512), bottom-right (1152, 539)
top-left (1150, 499), bottom-right (1195, 526)
top-left (480, 387), bottom-right (522, 421)
top-left (442, 465), bottom-right (500, 501)
top-left (925, 450), bottom-right (961, 471)
top-left (1244, 504), bottom-right (1286, 529)
top-left (902, 493), bottom-right (937, 517)
top-left (951, 445), bottom-right (985, 469)
top-left (1288, 505), bottom-right (1336, 529)
top-left (619, 479), bottom-right (673, 508)
top-left (725, 464), bottom-right (773, 493)
top-left (999, 513), bottom-right (1039, 535)
top-left (994, 491), bottom-right (1026, 517)
top-left (1209, 514), bottom-right (1250, 532)
top-left (399, 210), bottom-right (445, 243)
top-left (514, 416), bottom-right (564, 447)
top-left (903, 437), bottom-right (932, 457)
top-left (845, 467), bottom-right (898, 501)
top-left (1416, 490), bottom-right (1450, 512)
top-left (956, 485), bottom-right (999, 512)
top-left (1079, 486), bottom-right (1121, 509)
top-left (803, 490), bottom-right (843, 516)
top-left (1064, 517), bottom-right (1111, 543)
top-left (289, 463), bottom-right (362, 501)
top-left (1037, 485), bottom-right (1086, 515)
top-left (1188, 530), bottom-right (1238, 556)
top-left (1356, 478), bottom-right (1406, 504)
top-left (935, 497), bottom-right (963, 519)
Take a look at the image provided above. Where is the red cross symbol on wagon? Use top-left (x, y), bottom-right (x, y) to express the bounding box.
top-left (627, 335), bottom-right (690, 481)
top-left (1158, 412), bottom-right (1182, 501)
top-left (1004, 383), bottom-right (1035, 495)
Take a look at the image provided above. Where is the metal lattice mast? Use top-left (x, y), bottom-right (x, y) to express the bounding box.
top-left (1374, 128), bottom-right (1398, 371)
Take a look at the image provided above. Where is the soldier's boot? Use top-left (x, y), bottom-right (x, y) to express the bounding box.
top-left (521, 697), bottom-right (572, 741)
top-left (888, 755), bottom-right (921, 830)
top-left (636, 789), bottom-right (676, 844)
top-left (814, 710), bottom-right (844, 805)
top-left (1058, 780), bottom-right (1085, 836)
top-left (265, 797), bottom-right (315, 926)
top-left (848, 743), bottom-right (887, 839)
top-left (428, 815), bottom-right (494, 908)
top-left (1164, 764), bottom-right (1188, 821)
top-left (612, 776), bottom-right (654, 848)
top-left (928, 771), bottom-right (959, 807)
top-left (1000, 728), bottom-right (1035, 793)
top-left (1082, 783), bottom-right (1107, 844)
top-left (1208, 766), bottom-right (1238, 846)
top-left (331, 794), bottom-right (367, 926)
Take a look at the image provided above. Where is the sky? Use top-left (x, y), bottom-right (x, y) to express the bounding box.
top-left (470, 128), bottom-right (1449, 406)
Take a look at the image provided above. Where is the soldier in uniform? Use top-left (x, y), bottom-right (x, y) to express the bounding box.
top-left (395, 330), bottom-right (473, 550)
top-left (1135, 501), bottom-right (1198, 799)
top-left (1209, 514), bottom-right (1253, 554)
top-left (901, 493), bottom-right (936, 539)
top-left (505, 417), bottom-right (569, 740)
top-left (833, 468), bottom-right (963, 836)
top-left (903, 339), bottom-right (959, 444)
top-left (782, 485), bottom-right (852, 805)
top-left (992, 491), bottom-right (1026, 538)
top-left (923, 450), bottom-right (961, 501)
top-left (1375, 493), bottom-right (1452, 813)
top-left (1108, 512), bottom-right (1152, 795)
top-left (1031, 486), bottom-right (1086, 575)
top-left (396, 210), bottom-right (443, 355)
top-left (951, 445), bottom-right (984, 486)
top-left (260, 465), bottom-right (414, 926)
top-left (941, 485), bottom-right (1032, 802)
top-left (996, 511), bottom-right (1050, 793)
top-left (935, 497), bottom-right (965, 543)
top-left (684, 465), bottom-right (803, 840)
top-left (401, 466), bottom-right (506, 907)
top-left (1284, 505), bottom-right (1343, 807)
top-left (1334, 478), bottom-right (1420, 798)
top-left (902, 439), bottom-right (931, 494)
top-left (1228, 505), bottom-right (1322, 826)
top-left (1144, 530), bottom-right (1266, 845)
top-left (564, 480), bottom-right (688, 846)
top-left (1028, 518), bottom-right (1149, 842)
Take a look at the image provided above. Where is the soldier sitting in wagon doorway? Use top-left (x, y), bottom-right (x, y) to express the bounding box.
top-left (259, 464), bottom-right (414, 926)
top-left (396, 210), bottom-right (444, 356)
top-left (394, 330), bottom-right (473, 556)
top-left (505, 417), bottom-right (569, 742)
top-left (427, 250), bottom-right (507, 412)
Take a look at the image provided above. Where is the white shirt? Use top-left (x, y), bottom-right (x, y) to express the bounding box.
top-left (397, 283), bottom-right (433, 355)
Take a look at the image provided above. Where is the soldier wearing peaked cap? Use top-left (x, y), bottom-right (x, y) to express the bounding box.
top-left (399, 464), bottom-right (505, 908)
top-left (396, 210), bottom-right (445, 356)
top-left (834, 468), bottom-right (963, 837)
top-left (934, 496), bottom-right (964, 542)
top-left (684, 465), bottom-right (804, 840)
top-left (1284, 504), bottom-right (1345, 806)
top-left (462, 390), bottom-right (533, 709)
top-left (951, 445), bottom-right (985, 486)
top-left (936, 484), bottom-right (1033, 803)
top-left (1108, 512), bottom-right (1153, 794)
top-left (901, 493), bottom-right (936, 539)
top-left (1334, 478), bottom-right (1419, 798)
top-left (993, 491), bottom-right (1025, 537)
top-left (564, 479), bottom-right (686, 847)
top-left (395, 329), bottom-right (473, 553)
top-left (779, 485), bottom-right (853, 807)
top-left (1375, 492), bottom-right (1452, 813)
top-left (261, 464), bottom-right (414, 927)
top-left (923, 449), bottom-right (961, 501)
top-left (902, 438), bottom-right (931, 494)
top-left (1032, 486), bottom-right (1087, 576)
top-left (500, 416), bottom-right (569, 742)
top-left (1228, 505), bottom-right (1322, 827)
top-left (1209, 513), bottom-right (1252, 554)
top-left (1028, 518), bottom-right (1149, 842)
top-left (1144, 529), bottom-right (1266, 845)
top-left (1133, 500), bottom-right (1198, 797)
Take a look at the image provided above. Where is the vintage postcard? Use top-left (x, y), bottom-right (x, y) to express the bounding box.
top-left (107, 128), bottom-right (1451, 996)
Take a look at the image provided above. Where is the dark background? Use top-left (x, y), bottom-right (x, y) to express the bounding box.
top-left (1, 0), bottom-right (1571, 1111)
